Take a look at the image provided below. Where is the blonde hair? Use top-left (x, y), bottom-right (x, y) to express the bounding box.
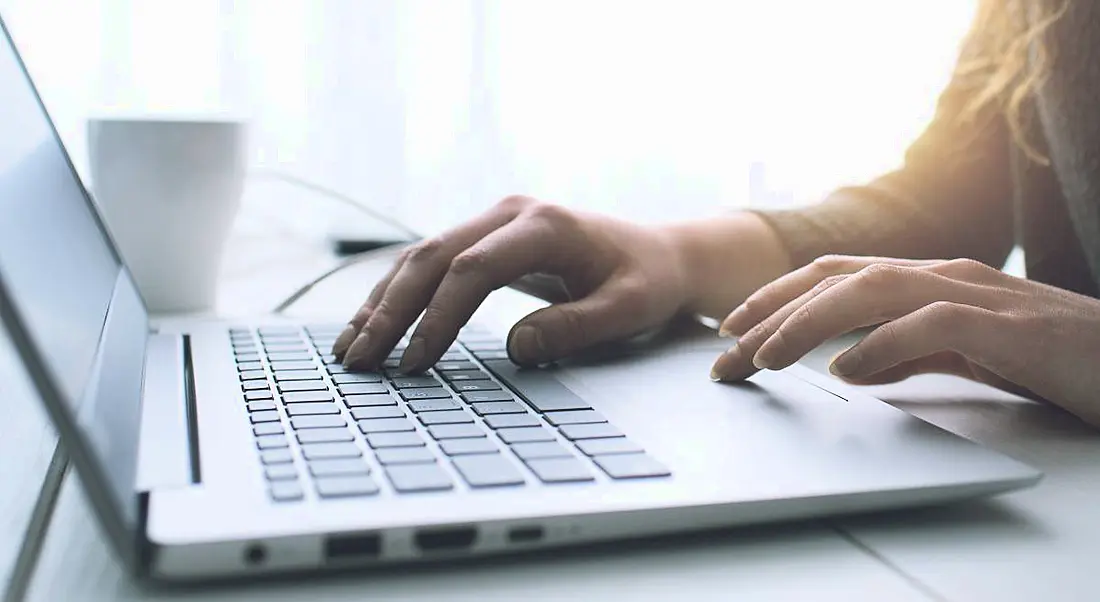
top-left (955, 0), bottom-right (1069, 164)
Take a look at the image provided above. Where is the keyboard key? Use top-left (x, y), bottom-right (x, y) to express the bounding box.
top-left (345, 394), bottom-right (398, 408)
top-left (237, 361), bottom-right (264, 372)
top-left (269, 481), bottom-right (304, 502)
top-left (338, 383), bottom-right (388, 395)
top-left (256, 434), bottom-right (289, 449)
top-left (264, 464), bottom-right (298, 481)
top-left (452, 455), bottom-right (525, 488)
top-left (263, 344), bottom-right (309, 354)
top-left (451, 381), bottom-right (502, 393)
top-left (545, 410), bottom-right (607, 426)
top-left (321, 353), bottom-right (337, 363)
top-left (332, 372), bottom-right (384, 384)
top-left (278, 380), bottom-right (329, 393)
top-left (441, 370), bottom-right (491, 382)
top-left (417, 410), bottom-right (473, 425)
top-left (462, 341), bottom-right (505, 352)
top-left (481, 361), bottom-right (593, 412)
top-left (407, 398), bottom-right (461, 413)
top-left (382, 358), bottom-right (402, 369)
top-left (260, 449), bottom-right (294, 464)
top-left (385, 464), bottom-right (454, 493)
top-left (242, 380), bottom-right (270, 391)
top-left (470, 401), bottom-right (526, 415)
top-left (296, 428), bottom-right (354, 444)
top-left (253, 422), bottom-right (284, 436)
top-left (267, 352), bottom-right (314, 362)
top-left (399, 388), bottom-right (452, 401)
top-left (238, 370), bottom-right (267, 381)
top-left (435, 361), bottom-right (477, 372)
top-left (391, 376), bottom-right (442, 389)
top-left (594, 454), bottom-right (671, 479)
top-left (484, 414), bottom-right (541, 429)
top-left (326, 363), bottom-right (348, 374)
top-left (473, 350), bottom-right (510, 360)
top-left (235, 352), bottom-right (262, 363)
top-left (290, 415), bottom-right (346, 430)
top-left (438, 351), bottom-right (468, 362)
top-left (526, 458), bottom-right (595, 483)
top-left (461, 391), bottom-right (514, 404)
top-left (306, 325), bottom-right (346, 337)
top-left (559, 423), bottom-right (624, 440)
top-left (245, 390), bottom-right (274, 401)
top-left (427, 424), bottom-right (486, 440)
top-left (315, 476), bottom-right (380, 498)
top-left (576, 438), bottom-right (644, 456)
top-left (250, 410), bottom-right (281, 424)
top-left (285, 402), bottom-right (340, 416)
top-left (510, 441), bottom-right (573, 461)
top-left (309, 458), bottom-right (370, 477)
top-left (246, 401), bottom-right (277, 413)
top-left (271, 360), bottom-right (317, 371)
top-left (375, 447), bottom-right (437, 465)
top-left (366, 432), bottom-right (426, 448)
top-left (439, 438), bottom-right (499, 456)
top-left (358, 418), bottom-right (415, 434)
top-left (282, 391), bottom-right (334, 404)
top-left (350, 406), bottom-right (404, 420)
top-left (497, 427), bottom-right (556, 444)
top-left (259, 326), bottom-right (300, 336)
top-left (301, 442), bottom-right (362, 460)
top-left (274, 370), bottom-right (323, 381)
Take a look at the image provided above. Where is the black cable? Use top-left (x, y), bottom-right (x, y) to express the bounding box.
top-left (248, 170), bottom-right (421, 313)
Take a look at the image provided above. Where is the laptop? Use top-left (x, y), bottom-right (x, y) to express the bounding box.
top-left (0, 17), bottom-right (1041, 583)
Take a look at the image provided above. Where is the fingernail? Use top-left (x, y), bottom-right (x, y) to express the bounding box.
top-left (399, 337), bottom-right (425, 374)
top-left (710, 344), bottom-right (742, 381)
top-left (332, 323), bottom-right (358, 357)
top-left (717, 326), bottom-right (733, 338)
top-left (343, 332), bottom-right (370, 368)
top-left (752, 351), bottom-right (772, 370)
top-left (509, 325), bottom-right (544, 364)
top-left (830, 350), bottom-right (860, 377)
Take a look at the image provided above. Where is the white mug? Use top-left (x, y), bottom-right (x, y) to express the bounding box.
top-left (87, 116), bottom-right (248, 314)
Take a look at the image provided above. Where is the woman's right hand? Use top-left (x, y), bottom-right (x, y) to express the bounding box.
top-left (331, 195), bottom-right (695, 373)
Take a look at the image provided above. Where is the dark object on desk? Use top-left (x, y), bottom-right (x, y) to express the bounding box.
top-left (331, 236), bottom-right (419, 257)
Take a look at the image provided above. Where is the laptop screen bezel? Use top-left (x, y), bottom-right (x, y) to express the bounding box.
top-left (0, 15), bottom-right (148, 572)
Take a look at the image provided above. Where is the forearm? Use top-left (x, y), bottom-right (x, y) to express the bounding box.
top-left (662, 212), bottom-right (793, 321)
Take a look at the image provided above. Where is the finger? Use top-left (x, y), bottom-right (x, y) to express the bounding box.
top-left (332, 255), bottom-right (406, 359)
top-left (507, 277), bottom-right (653, 366)
top-left (711, 276), bottom-right (848, 381)
top-left (828, 301), bottom-right (1010, 379)
top-left (720, 255), bottom-right (942, 337)
top-left (753, 264), bottom-right (997, 370)
top-left (343, 196), bottom-right (534, 369)
top-left (835, 351), bottom-right (973, 385)
top-left (400, 216), bottom-right (578, 373)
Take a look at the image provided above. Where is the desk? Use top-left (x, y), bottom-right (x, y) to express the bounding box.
top-left (8, 203), bottom-right (1100, 602)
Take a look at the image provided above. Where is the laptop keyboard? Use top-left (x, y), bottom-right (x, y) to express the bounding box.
top-left (231, 324), bottom-right (670, 502)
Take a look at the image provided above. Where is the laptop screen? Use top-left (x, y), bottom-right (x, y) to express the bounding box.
top-left (0, 18), bottom-right (146, 567)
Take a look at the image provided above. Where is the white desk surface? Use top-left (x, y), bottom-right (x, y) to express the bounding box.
top-left (12, 206), bottom-right (1100, 601)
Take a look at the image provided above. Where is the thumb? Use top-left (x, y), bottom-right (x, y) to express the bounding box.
top-left (507, 282), bottom-right (643, 366)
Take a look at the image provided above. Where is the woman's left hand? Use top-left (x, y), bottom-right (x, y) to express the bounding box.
top-left (711, 254), bottom-right (1100, 427)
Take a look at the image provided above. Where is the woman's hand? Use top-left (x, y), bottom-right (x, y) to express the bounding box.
top-left (711, 254), bottom-right (1100, 427)
top-left (332, 196), bottom-right (692, 373)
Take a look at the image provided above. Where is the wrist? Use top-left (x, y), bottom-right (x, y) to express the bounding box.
top-left (657, 212), bottom-right (793, 320)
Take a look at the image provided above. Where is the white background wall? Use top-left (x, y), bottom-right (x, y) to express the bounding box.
top-left (1, 0), bottom-right (976, 238)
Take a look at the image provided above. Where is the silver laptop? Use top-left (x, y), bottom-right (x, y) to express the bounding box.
top-left (0, 18), bottom-right (1041, 583)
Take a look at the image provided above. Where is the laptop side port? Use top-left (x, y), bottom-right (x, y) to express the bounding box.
top-left (414, 526), bottom-right (478, 552)
top-left (507, 525), bottom-right (544, 544)
top-left (325, 533), bottom-right (383, 562)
